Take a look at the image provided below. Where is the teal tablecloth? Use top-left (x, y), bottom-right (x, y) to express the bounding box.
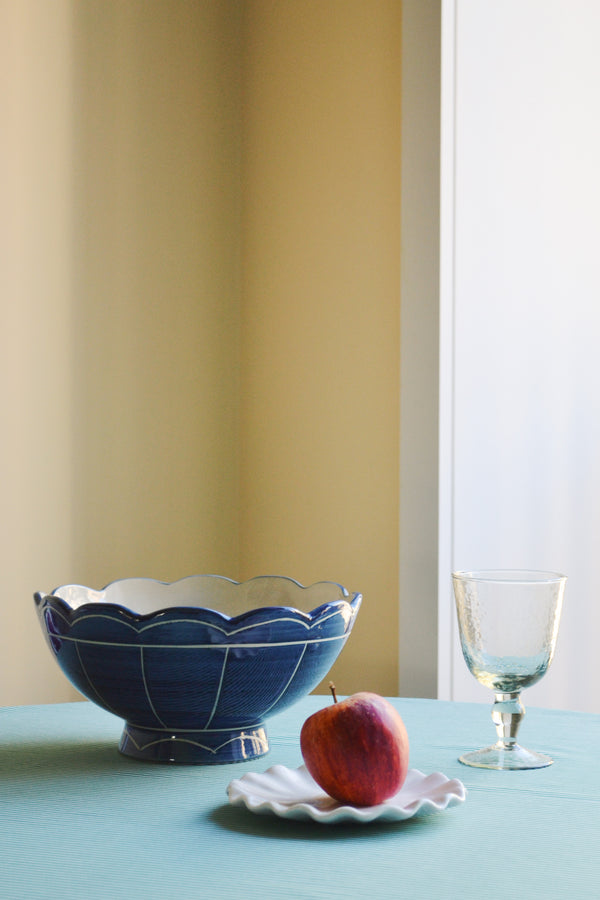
top-left (0, 697), bottom-right (598, 899)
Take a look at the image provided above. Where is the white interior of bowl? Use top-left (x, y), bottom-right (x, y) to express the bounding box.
top-left (52, 575), bottom-right (351, 617)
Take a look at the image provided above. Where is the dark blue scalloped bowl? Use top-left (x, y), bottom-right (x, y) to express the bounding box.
top-left (34, 575), bottom-right (361, 765)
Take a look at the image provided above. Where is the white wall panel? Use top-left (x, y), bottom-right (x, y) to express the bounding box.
top-left (440, 0), bottom-right (600, 711)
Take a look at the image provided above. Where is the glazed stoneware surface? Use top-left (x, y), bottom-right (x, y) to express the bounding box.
top-left (227, 764), bottom-right (466, 823)
top-left (34, 575), bottom-right (361, 765)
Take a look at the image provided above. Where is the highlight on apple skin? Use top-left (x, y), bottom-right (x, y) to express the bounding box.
top-left (299, 685), bottom-right (410, 807)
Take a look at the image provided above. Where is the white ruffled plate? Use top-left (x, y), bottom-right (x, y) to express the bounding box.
top-left (227, 764), bottom-right (466, 824)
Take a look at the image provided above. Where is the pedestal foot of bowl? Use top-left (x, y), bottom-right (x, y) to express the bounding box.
top-left (118, 723), bottom-right (269, 764)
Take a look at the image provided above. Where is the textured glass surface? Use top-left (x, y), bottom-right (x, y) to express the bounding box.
top-left (452, 570), bottom-right (566, 770)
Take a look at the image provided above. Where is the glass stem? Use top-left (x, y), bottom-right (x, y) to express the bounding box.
top-left (491, 692), bottom-right (525, 750)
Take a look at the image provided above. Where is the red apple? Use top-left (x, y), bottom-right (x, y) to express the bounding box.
top-left (300, 684), bottom-right (409, 806)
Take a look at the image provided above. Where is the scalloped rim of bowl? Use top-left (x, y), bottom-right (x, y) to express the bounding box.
top-left (34, 574), bottom-right (362, 627)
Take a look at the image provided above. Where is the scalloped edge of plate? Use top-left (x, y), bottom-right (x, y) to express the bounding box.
top-left (227, 764), bottom-right (466, 823)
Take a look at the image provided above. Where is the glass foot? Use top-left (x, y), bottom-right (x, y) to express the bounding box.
top-left (459, 743), bottom-right (553, 770)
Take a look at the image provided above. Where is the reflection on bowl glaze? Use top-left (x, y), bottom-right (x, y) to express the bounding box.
top-left (34, 575), bottom-right (361, 765)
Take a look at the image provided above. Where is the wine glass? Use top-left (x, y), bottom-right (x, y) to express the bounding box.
top-left (452, 569), bottom-right (566, 770)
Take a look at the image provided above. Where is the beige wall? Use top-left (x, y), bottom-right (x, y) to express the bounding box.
top-left (240, 1), bottom-right (402, 695)
top-left (1, 0), bottom-right (243, 705)
top-left (71, 1), bottom-right (243, 587)
top-left (1, 0), bottom-right (401, 705)
top-left (2, 1), bottom-right (77, 703)
top-left (399, 0), bottom-right (440, 699)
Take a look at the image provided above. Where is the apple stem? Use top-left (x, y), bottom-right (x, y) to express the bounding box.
top-left (329, 682), bottom-right (338, 703)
